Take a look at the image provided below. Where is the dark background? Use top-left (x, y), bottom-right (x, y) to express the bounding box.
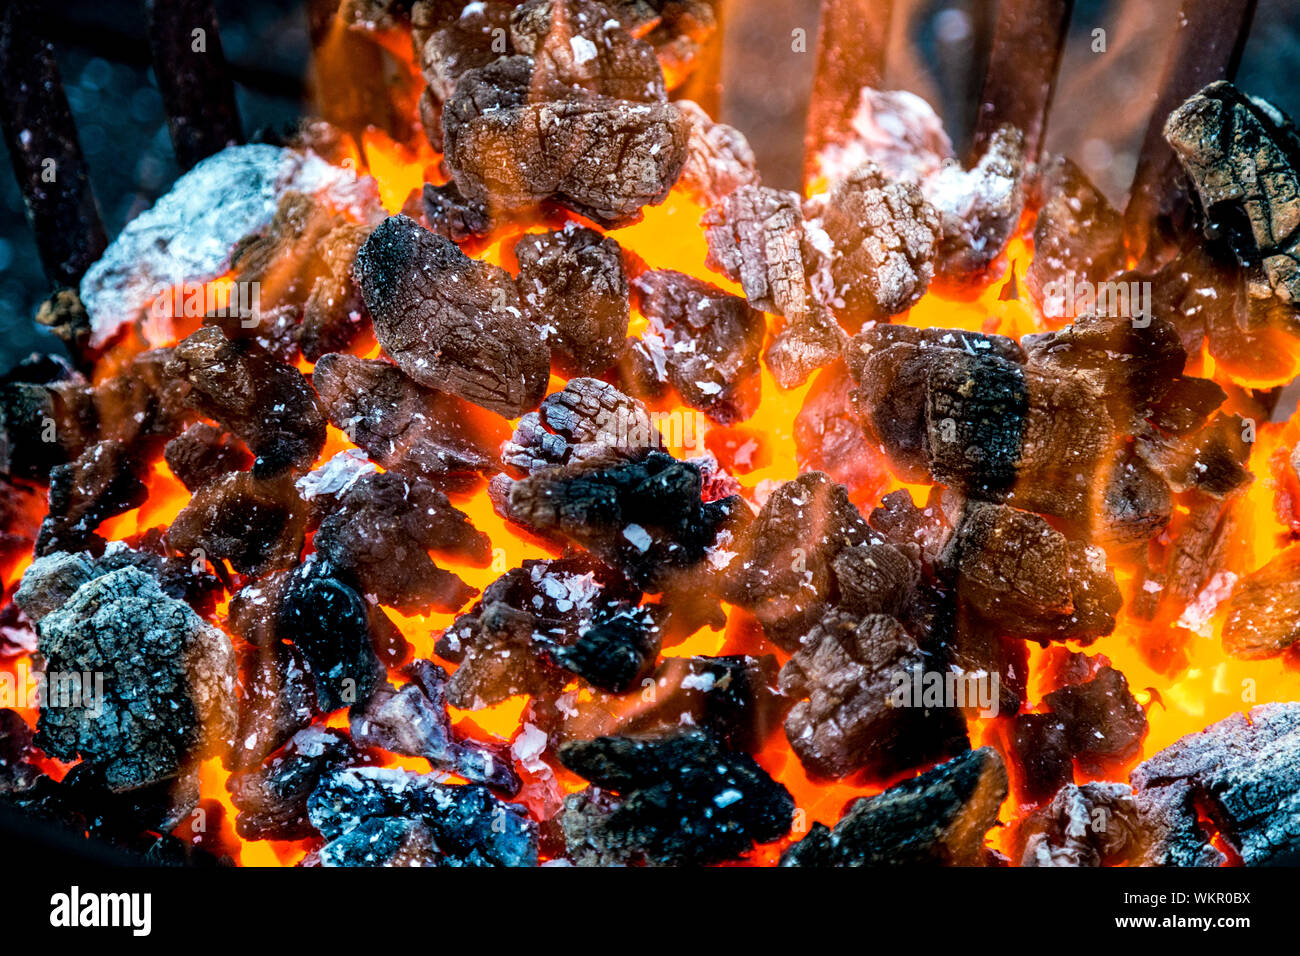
top-left (2, 0), bottom-right (1298, 373)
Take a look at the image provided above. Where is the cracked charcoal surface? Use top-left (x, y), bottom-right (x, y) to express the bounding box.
top-left (557, 731), bottom-right (794, 866)
top-left (35, 568), bottom-right (236, 792)
top-left (631, 269), bottom-right (764, 423)
top-left (765, 305), bottom-right (848, 390)
top-left (501, 378), bottom-right (658, 475)
top-left (515, 226), bottom-right (630, 376)
top-left (167, 471), bottom-right (307, 578)
top-left (703, 184), bottom-right (810, 318)
top-left (229, 726), bottom-right (359, 841)
top-left (779, 610), bottom-right (968, 780)
top-left (420, 180), bottom-right (493, 241)
top-left (313, 352), bottom-right (502, 486)
top-left (354, 214), bottom-right (550, 417)
top-left (166, 326), bottom-right (326, 476)
top-left (780, 747), bottom-right (1006, 866)
top-left (308, 765), bottom-right (539, 867)
top-left (163, 423), bottom-right (253, 493)
top-left (675, 99), bottom-right (758, 205)
top-left (1015, 783), bottom-right (1141, 867)
top-left (1134, 412), bottom-right (1252, 500)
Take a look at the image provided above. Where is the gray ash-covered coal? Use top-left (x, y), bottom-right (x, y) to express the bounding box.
top-left (15, 566), bottom-right (235, 792)
top-left (1014, 782), bottom-right (1141, 867)
top-left (781, 747), bottom-right (1007, 866)
top-left (500, 377), bottom-right (657, 475)
top-left (703, 184), bottom-right (810, 319)
top-left (557, 731), bottom-right (794, 865)
top-left (354, 214), bottom-right (549, 417)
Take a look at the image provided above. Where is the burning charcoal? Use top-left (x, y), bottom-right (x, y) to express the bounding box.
top-left (551, 605), bottom-right (660, 692)
top-left (793, 360), bottom-right (888, 499)
top-left (229, 726), bottom-right (358, 841)
top-left (675, 99), bottom-right (758, 204)
top-left (630, 269), bottom-right (764, 422)
top-left (868, 488), bottom-right (954, 570)
top-left (1135, 412), bottom-right (1252, 499)
top-left (166, 326), bottom-right (326, 476)
top-left (0, 476), bottom-right (43, 563)
top-left (560, 654), bottom-right (786, 751)
top-left (314, 471), bottom-right (486, 613)
top-left (1131, 702), bottom-right (1300, 866)
top-left (722, 472), bottom-right (871, 650)
top-left (35, 440), bottom-right (149, 556)
top-left (308, 766), bottom-right (539, 866)
top-left (0, 709), bottom-right (39, 792)
top-left (1145, 374), bottom-right (1228, 436)
top-left (313, 353), bottom-right (502, 485)
top-left (804, 162), bottom-right (939, 324)
top-left (277, 556), bottom-right (387, 710)
top-left (702, 184), bottom-right (810, 318)
top-left (354, 214), bottom-right (549, 417)
top-left (1130, 778), bottom-right (1226, 867)
top-left (1027, 156), bottom-right (1126, 306)
top-left (504, 448), bottom-right (741, 592)
top-left (417, 0), bottom-right (517, 106)
top-left (502, 378), bottom-right (659, 475)
top-left (1221, 545), bottom-right (1300, 659)
top-left (420, 180), bottom-right (492, 241)
top-left (442, 56), bottom-right (690, 226)
top-left (299, 222), bottom-right (375, 361)
top-left (509, 0), bottom-right (666, 102)
top-left (1015, 783), bottom-right (1141, 867)
top-left (35, 567), bottom-right (236, 791)
top-left (349, 660), bottom-right (520, 793)
top-left (163, 423), bottom-right (253, 492)
top-left (13, 551), bottom-right (96, 623)
top-left (1165, 82), bottom-right (1300, 320)
top-left (779, 611), bottom-right (968, 780)
top-left (318, 817), bottom-right (440, 867)
top-left (1041, 662), bottom-right (1147, 774)
top-left (946, 502), bottom-right (1121, 643)
top-left (557, 731), bottom-right (794, 865)
top-left (230, 191), bottom-right (340, 314)
top-left (226, 643), bottom-right (317, 772)
top-left (1092, 449), bottom-right (1174, 555)
top-left (1008, 713), bottom-right (1074, 805)
top-left (780, 747), bottom-right (1007, 866)
top-left (831, 542), bottom-right (920, 618)
top-left (515, 226), bottom-right (630, 376)
top-left (91, 349), bottom-right (195, 454)
top-left (168, 471), bottom-right (307, 578)
top-left (921, 125), bottom-right (1026, 276)
top-left (295, 449), bottom-right (378, 525)
top-left (765, 305), bottom-right (847, 390)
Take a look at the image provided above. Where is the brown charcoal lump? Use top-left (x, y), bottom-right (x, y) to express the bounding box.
top-left (703, 184), bottom-right (810, 318)
top-left (793, 359), bottom-right (888, 498)
top-left (228, 726), bottom-right (359, 841)
top-left (501, 378), bottom-right (659, 475)
top-left (225, 642), bottom-right (317, 772)
top-left (1221, 544), bottom-right (1300, 659)
top-left (167, 471), bottom-right (308, 578)
top-left (421, 180), bottom-right (493, 241)
top-left (35, 440), bottom-right (149, 556)
top-left (675, 99), bottom-right (758, 204)
top-left (299, 222), bottom-right (375, 362)
top-left (1015, 782), bottom-right (1141, 867)
top-left (1027, 156), bottom-right (1126, 305)
top-left (765, 306), bottom-right (847, 390)
top-left (1008, 712), bottom-right (1075, 805)
top-left (831, 541), bottom-right (921, 618)
top-left (354, 214), bottom-right (549, 417)
top-left (163, 422), bottom-right (253, 492)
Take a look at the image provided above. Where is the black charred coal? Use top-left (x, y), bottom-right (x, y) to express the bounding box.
top-left (420, 180), bottom-right (493, 241)
top-left (502, 377), bottom-right (658, 475)
top-left (1015, 782), bottom-right (1141, 867)
top-left (1027, 156), bottom-right (1126, 305)
top-left (225, 642), bottom-right (317, 773)
top-left (316, 816), bottom-right (441, 867)
top-left (167, 471), bottom-right (307, 578)
top-left (515, 226), bottom-right (630, 376)
top-left (166, 326), bottom-right (326, 476)
top-left (765, 306), bottom-right (848, 390)
top-left (702, 184), bottom-right (810, 318)
top-left (33, 567), bottom-right (235, 791)
top-left (780, 747), bottom-right (1007, 866)
top-left (721, 472), bottom-right (871, 650)
top-left (228, 726), bottom-right (359, 841)
top-left (313, 352), bottom-right (501, 486)
top-left (557, 731), bottom-right (794, 866)
top-left (354, 214), bottom-right (549, 417)
top-left (1039, 661), bottom-right (1148, 774)
top-left (349, 659), bottom-right (520, 793)
top-left (35, 440), bottom-right (148, 556)
top-left (630, 269), bottom-right (764, 423)
top-left (0, 359), bottom-right (94, 482)
top-left (551, 605), bottom-right (660, 692)
top-left (779, 610), bottom-right (968, 780)
top-left (925, 125), bottom-right (1027, 277)
top-left (308, 765), bottom-right (539, 866)
top-left (1008, 712), bottom-right (1074, 805)
top-left (163, 423), bottom-right (253, 492)
top-left (313, 470), bottom-right (486, 614)
top-left (1131, 702), bottom-right (1300, 866)
top-left (1221, 545), bottom-right (1300, 659)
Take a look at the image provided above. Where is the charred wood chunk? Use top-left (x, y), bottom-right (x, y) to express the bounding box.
top-left (313, 470), bottom-right (486, 614)
top-left (230, 191), bottom-right (339, 315)
top-left (92, 348), bottom-right (195, 455)
top-left (35, 567), bottom-right (236, 791)
top-left (793, 360), bottom-right (887, 499)
top-left (721, 472), bottom-right (871, 650)
top-left (703, 184), bottom-right (810, 318)
top-left (168, 471), bottom-right (307, 578)
top-left (277, 557), bottom-right (387, 711)
top-left (354, 214), bottom-right (549, 417)
top-left (765, 306), bottom-right (847, 390)
top-left (45, 764), bottom-right (201, 845)
top-left (560, 654), bottom-right (786, 751)
top-left (868, 488), bottom-right (954, 571)
top-left (228, 726), bottom-right (358, 841)
top-left (550, 605), bottom-right (660, 693)
top-left (36, 440), bottom-right (149, 556)
top-left (780, 747), bottom-right (1007, 866)
top-left (295, 449), bottom-right (378, 526)
top-left (1092, 449), bottom-right (1173, 555)
top-left (1015, 783), bottom-right (1141, 867)
top-left (308, 766), bottom-right (539, 866)
top-left (676, 99), bottom-right (758, 205)
top-left (417, 0), bottom-right (517, 106)
top-left (1028, 156), bottom-right (1126, 305)
top-left (1221, 545), bottom-right (1300, 659)
top-left (0, 376), bottom-right (90, 482)
top-left (1041, 662), bottom-right (1147, 774)
top-left (313, 352), bottom-right (501, 485)
top-left (14, 551), bottom-right (96, 624)
top-left (299, 222), bottom-right (375, 362)
top-left (1008, 713), bottom-right (1074, 805)
top-left (164, 423), bottom-right (252, 492)
top-left (1135, 412), bottom-right (1253, 499)
top-left (1145, 375), bottom-right (1228, 437)
top-left (515, 226), bottom-right (630, 376)
top-left (779, 611), bottom-right (968, 780)
top-left (509, 0), bottom-right (666, 102)
top-left (502, 377), bottom-right (657, 474)
top-left (631, 269), bottom-right (763, 423)
top-left (226, 642), bottom-right (317, 773)
top-left (832, 542), bottom-right (921, 618)
top-left (166, 326), bottom-right (326, 476)
top-left (1131, 778), bottom-right (1227, 867)
top-left (504, 448), bottom-right (740, 592)
top-left (557, 731), bottom-right (794, 865)
top-left (421, 180), bottom-right (493, 241)
top-left (1131, 702), bottom-right (1300, 866)
top-left (947, 502), bottom-right (1121, 643)
top-left (350, 660), bottom-right (520, 793)
top-left (0, 708), bottom-right (39, 793)
top-left (805, 162), bottom-right (939, 324)
top-left (442, 57), bottom-right (690, 226)
top-left (1165, 82), bottom-right (1300, 319)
